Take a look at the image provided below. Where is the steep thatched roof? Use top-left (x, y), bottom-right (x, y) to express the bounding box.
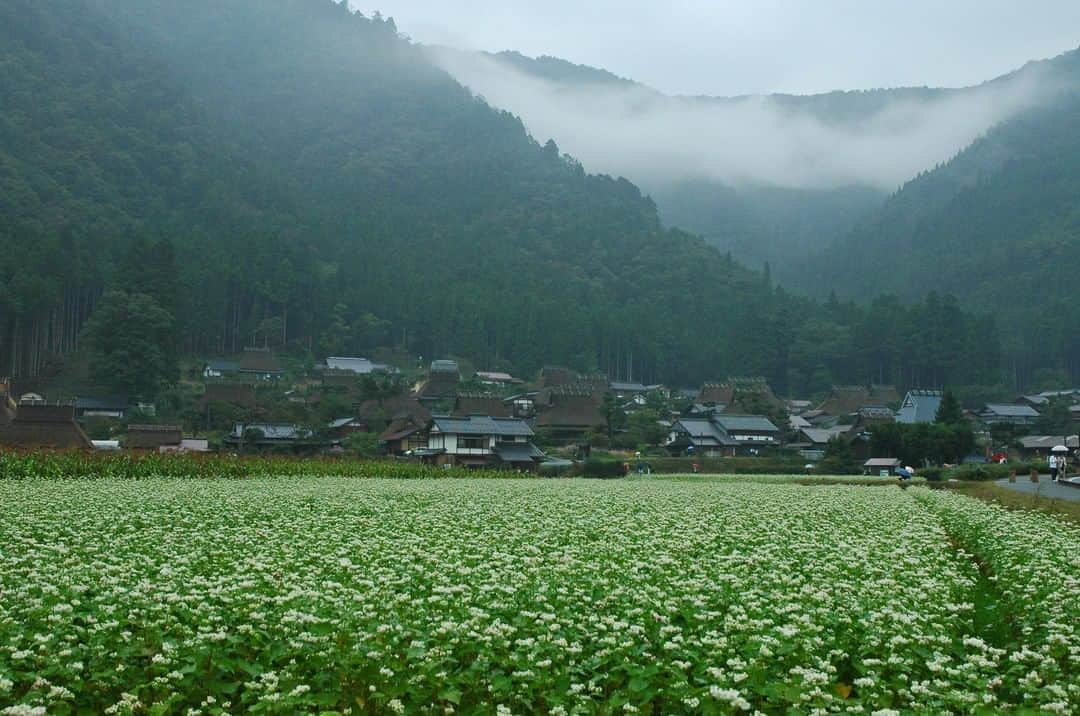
top-left (452, 392), bottom-right (512, 418)
top-left (0, 403), bottom-right (92, 450)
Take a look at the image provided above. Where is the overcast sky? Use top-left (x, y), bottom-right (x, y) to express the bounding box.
top-left (355, 1), bottom-right (1080, 96)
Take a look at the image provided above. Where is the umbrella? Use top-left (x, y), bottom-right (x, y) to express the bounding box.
top-left (1051, 445), bottom-right (1069, 453)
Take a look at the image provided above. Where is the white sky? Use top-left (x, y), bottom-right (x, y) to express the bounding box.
top-left (354, 0), bottom-right (1080, 96)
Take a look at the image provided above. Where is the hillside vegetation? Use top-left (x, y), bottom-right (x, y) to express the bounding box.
top-left (0, 0), bottom-right (1009, 394)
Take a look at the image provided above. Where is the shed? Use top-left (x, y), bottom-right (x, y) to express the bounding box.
top-left (864, 457), bottom-right (902, 476)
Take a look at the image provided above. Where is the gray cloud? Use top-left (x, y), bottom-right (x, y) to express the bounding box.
top-left (428, 47), bottom-right (1060, 190)
top-left (357, 1), bottom-right (1080, 97)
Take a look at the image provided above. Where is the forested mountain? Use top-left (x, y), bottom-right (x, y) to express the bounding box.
top-left (0, 0), bottom-right (996, 394)
top-left (442, 47), bottom-right (1080, 284)
top-left (432, 46), bottom-right (1080, 387)
top-left (799, 87), bottom-right (1080, 387)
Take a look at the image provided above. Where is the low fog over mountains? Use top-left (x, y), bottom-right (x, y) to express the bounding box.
top-left (430, 47), bottom-right (1065, 191)
top-left (430, 46), bottom-right (1080, 275)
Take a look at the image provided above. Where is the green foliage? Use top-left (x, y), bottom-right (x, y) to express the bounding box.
top-left (0, 0), bottom-right (1006, 394)
top-left (802, 82), bottom-right (1080, 388)
top-left (581, 458), bottom-right (626, 478)
top-left (870, 422), bottom-right (977, 466)
top-left (934, 389), bottom-right (964, 425)
top-left (625, 409), bottom-right (667, 448)
top-left (1034, 397), bottom-right (1077, 435)
top-left (815, 436), bottom-right (859, 475)
top-left (346, 432), bottom-right (381, 458)
top-left (0, 451), bottom-right (511, 481)
top-left (81, 290), bottom-right (178, 399)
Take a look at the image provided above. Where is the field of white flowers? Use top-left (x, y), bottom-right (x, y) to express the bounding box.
top-left (0, 477), bottom-right (1076, 714)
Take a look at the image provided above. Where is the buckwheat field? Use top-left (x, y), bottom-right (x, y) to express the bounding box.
top-left (0, 477), bottom-right (1077, 714)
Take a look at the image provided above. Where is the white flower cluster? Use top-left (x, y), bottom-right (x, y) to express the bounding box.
top-left (0, 477), bottom-right (1075, 713)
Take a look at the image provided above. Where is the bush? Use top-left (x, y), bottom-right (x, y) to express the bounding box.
top-left (581, 459), bottom-right (626, 479)
top-left (647, 457), bottom-right (809, 475)
top-left (928, 462), bottom-right (1043, 482)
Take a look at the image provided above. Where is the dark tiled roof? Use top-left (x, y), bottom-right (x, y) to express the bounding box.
top-left (430, 360), bottom-right (460, 374)
top-left (494, 442), bottom-right (546, 462)
top-left (982, 403), bottom-right (1040, 418)
top-left (76, 396), bottom-right (129, 411)
top-left (713, 415), bottom-right (780, 433)
top-left (431, 416), bottom-right (534, 437)
top-left (672, 418), bottom-right (726, 446)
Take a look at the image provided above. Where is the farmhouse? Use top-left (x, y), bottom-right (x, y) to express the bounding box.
top-left (124, 424), bottom-right (183, 451)
top-left (224, 423), bottom-right (334, 452)
top-left (979, 403), bottom-right (1040, 426)
top-left (424, 416), bottom-right (544, 470)
top-left (819, 385), bottom-right (899, 417)
top-left (475, 371), bottom-right (520, 386)
top-left (666, 414), bottom-right (781, 457)
top-left (1016, 435), bottom-right (1079, 461)
top-left (76, 396), bottom-right (130, 420)
top-left (417, 359), bottom-right (461, 404)
top-left (327, 417), bottom-right (366, 438)
top-left (203, 360), bottom-right (239, 379)
top-left (238, 348), bottom-right (284, 380)
top-left (534, 384), bottom-right (607, 443)
top-left (0, 401), bottom-right (92, 450)
top-left (323, 356), bottom-right (395, 375)
top-left (452, 392), bottom-right (512, 418)
top-left (699, 377), bottom-right (784, 413)
top-left (379, 415), bottom-right (429, 456)
top-left (896, 390), bottom-right (943, 424)
top-left (864, 457), bottom-right (902, 476)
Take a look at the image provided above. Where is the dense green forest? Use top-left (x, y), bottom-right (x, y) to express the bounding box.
top-left (469, 46), bottom-right (1080, 388)
top-left (800, 81), bottom-right (1080, 387)
top-left (0, 0), bottom-right (1026, 397)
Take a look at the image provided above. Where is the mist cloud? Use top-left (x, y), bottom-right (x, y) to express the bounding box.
top-left (429, 48), bottom-right (1058, 190)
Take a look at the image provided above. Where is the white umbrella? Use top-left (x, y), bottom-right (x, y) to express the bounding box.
top-left (1051, 445), bottom-right (1069, 453)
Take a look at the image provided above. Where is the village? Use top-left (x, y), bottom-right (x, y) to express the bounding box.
top-left (1, 348), bottom-right (1077, 475)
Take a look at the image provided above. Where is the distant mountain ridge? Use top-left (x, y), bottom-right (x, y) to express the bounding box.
top-left (436, 46), bottom-right (1080, 278)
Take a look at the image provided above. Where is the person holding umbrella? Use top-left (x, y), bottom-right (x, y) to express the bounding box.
top-left (1050, 444), bottom-right (1069, 482)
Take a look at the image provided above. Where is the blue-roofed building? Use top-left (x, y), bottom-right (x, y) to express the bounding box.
top-left (896, 390), bottom-right (943, 424)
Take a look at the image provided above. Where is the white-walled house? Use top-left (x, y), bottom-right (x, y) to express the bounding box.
top-left (425, 416), bottom-right (544, 470)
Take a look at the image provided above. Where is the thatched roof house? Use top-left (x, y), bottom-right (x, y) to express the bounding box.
top-left (0, 403), bottom-right (92, 450)
top-left (125, 425), bottom-right (183, 451)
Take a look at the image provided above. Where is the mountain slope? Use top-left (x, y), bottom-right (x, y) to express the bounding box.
top-left (0, 0), bottom-right (820, 387)
top-left (797, 86), bottom-right (1080, 384)
top-left (436, 47), bottom-right (1080, 282)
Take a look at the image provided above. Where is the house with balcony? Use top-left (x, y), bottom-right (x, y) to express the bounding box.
top-left (979, 403), bottom-right (1040, 426)
top-left (424, 416), bottom-right (544, 470)
top-left (666, 414), bottom-right (781, 457)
